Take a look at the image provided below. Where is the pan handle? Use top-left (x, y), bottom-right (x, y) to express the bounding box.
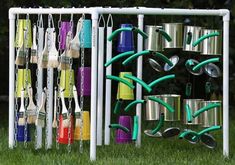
top-left (132, 116), bottom-right (139, 141)
top-left (124, 74), bottom-right (152, 93)
top-left (193, 103), bottom-right (221, 118)
top-left (109, 124), bottom-right (130, 133)
top-left (124, 100), bottom-right (145, 112)
top-left (192, 31), bottom-right (220, 47)
top-left (148, 74), bottom-right (175, 88)
top-left (104, 51), bottom-right (134, 67)
top-left (156, 28), bottom-right (172, 42)
top-left (192, 58), bottom-right (220, 72)
top-left (106, 75), bottom-right (135, 89)
top-left (148, 96), bottom-right (175, 113)
top-left (185, 104), bottom-right (192, 123)
top-left (151, 113), bottom-right (164, 135)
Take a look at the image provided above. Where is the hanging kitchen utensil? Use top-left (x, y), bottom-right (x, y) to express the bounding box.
top-left (164, 55), bottom-right (179, 71)
top-left (183, 26), bottom-right (202, 53)
top-left (193, 29), bottom-right (222, 56)
top-left (148, 58), bottom-right (163, 72)
top-left (162, 23), bottom-right (183, 49)
top-left (144, 95), bottom-right (161, 121)
top-left (185, 59), bottom-right (203, 76)
top-left (203, 63), bottom-right (221, 78)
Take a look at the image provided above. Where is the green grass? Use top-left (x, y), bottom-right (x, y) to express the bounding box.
top-left (0, 103), bottom-right (234, 165)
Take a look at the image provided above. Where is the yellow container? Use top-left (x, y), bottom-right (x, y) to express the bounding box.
top-left (60, 69), bottom-right (74, 98)
top-left (16, 69), bottom-right (31, 98)
top-left (15, 19), bottom-right (32, 48)
top-left (117, 72), bottom-right (134, 100)
top-left (74, 111), bottom-right (90, 140)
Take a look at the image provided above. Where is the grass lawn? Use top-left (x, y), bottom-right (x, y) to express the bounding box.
top-left (0, 102), bottom-right (234, 165)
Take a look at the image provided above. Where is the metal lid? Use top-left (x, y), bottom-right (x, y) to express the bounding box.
top-left (144, 130), bottom-right (162, 138)
top-left (148, 58), bottom-right (163, 72)
top-left (164, 55), bottom-right (179, 71)
top-left (203, 63), bottom-right (221, 78)
top-left (185, 59), bottom-right (203, 76)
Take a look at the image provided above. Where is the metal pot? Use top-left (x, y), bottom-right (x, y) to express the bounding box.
top-left (144, 95), bottom-right (161, 120)
top-left (183, 99), bottom-right (204, 125)
top-left (201, 29), bottom-right (222, 55)
top-left (183, 26), bottom-right (202, 53)
top-left (145, 25), bottom-right (163, 52)
top-left (201, 100), bottom-right (222, 127)
top-left (159, 94), bottom-right (181, 121)
top-left (162, 23), bottom-right (183, 49)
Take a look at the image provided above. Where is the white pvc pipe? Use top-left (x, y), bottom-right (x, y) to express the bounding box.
top-left (8, 13), bottom-right (15, 149)
top-left (223, 12), bottom-right (230, 157)
top-left (46, 69), bottom-right (53, 149)
top-left (90, 13), bottom-right (98, 161)
top-left (97, 26), bottom-right (105, 146)
top-left (136, 14), bottom-right (144, 147)
top-left (104, 26), bottom-right (112, 145)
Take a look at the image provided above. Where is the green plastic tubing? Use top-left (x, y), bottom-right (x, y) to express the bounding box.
top-left (185, 104), bottom-right (192, 123)
top-left (109, 124), bottom-right (130, 133)
top-left (122, 50), bottom-right (173, 66)
top-left (104, 51), bottom-right (135, 67)
top-left (107, 27), bottom-right (132, 41)
top-left (106, 75), bottom-right (135, 89)
top-left (148, 74), bottom-right (175, 88)
top-left (185, 59), bottom-right (194, 67)
top-left (193, 103), bottom-right (221, 118)
top-left (132, 116), bottom-right (139, 141)
top-left (185, 83), bottom-right (192, 97)
top-left (178, 130), bottom-right (198, 139)
top-left (114, 100), bottom-right (122, 114)
top-left (157, 29), bottom-right (172, 42)
top-left (124, 74), bottom-right (152, 93)
top-left (198, 125), bottom-right (222, 136)
top-left (132, 27), bottom-right (148, 39)
top-left (124, 100), bottom-right (145, 112)
top-left (122, 50), bottom-right (151, 66)
top-left (192, 58), bottom-right (220, 72)
top-left (151, 113), bottom-right (164, 135)
top-left (148, 96), bottom-right (175, 113)
top-left (107, 27), bottom-right (148, 41)
top-left (192, 32), bottom-right (220, 47)
top-left (186, 32), bottom-right (192, 45)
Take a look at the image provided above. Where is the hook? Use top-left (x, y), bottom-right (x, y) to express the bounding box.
top-left (106, 14), bottom-right (113, 28)
top-left (98, 14), bottom-right (105, 28)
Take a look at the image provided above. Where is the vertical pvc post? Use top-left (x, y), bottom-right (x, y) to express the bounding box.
top-left (46, 69), bottom-right (53, 149)
top-left (97, 25), bottom-right (105, 146)
top-left (223, 12), bottom-right (230, 157)
top-left (90, 12), bottom-right (98, 161)
top-left (136, 14), bottom-right (144, 147)
top-left (8, 12), bottom-right (15, 149)
top-left (35, 26), bottom-right (44, 149)
top-left (104, 16), bottom-right (113, 145)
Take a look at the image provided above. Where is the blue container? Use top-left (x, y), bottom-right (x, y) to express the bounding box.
top-left (117, 24), bottom-right (135, 52)
top-left (17, 124), bottom-right (31, 142)
top-left (79, 19), bottom-right (92, 48)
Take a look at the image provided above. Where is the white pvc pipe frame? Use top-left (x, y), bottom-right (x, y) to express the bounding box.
top-left (8, 7), bottom-right (230, 161)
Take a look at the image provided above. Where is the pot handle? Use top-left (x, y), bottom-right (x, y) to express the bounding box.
top-left (148, 96), bottom-right (175, 113)
top-left (122, 50), bottom-right (173, 66)
top-left (107, 27), bottom-right (148, 41)
top-left (197, 125), bottom-right (222, 136)
top-left (106, 75), bottom-right (135, 89)
top-left (124, 74), bottom-right (152, 93)
top-left (156, 28), bottom-right (172, 42)
top-left (132, 116), bottom-right (139, 141)
top-left (185, 83), bottom-right (192, 97)
top-left (151, 113), bottom-right (164, 134)
top-left (179, 130), bottom-right (198, 139)
top-left (114, 99), bottom-right (123, 114)
top-left (192, 31), bottom-right (220, 47)
top-left (148, 74), bottom-right (175, 88)
top-left (104, 51), bottom-right (134, 67)
top-left (186, 31), bottom-right (192, 45)
top-left (193, 103), bottom-right (221, 118)
top-left (185, 104), bottom-right (192, 123)
top-left (109, 124), bottom-right (130, 133)
top-left (192, 58), bottom-right (220, 72)
top-left (124, 100), bottom-right (145, 112)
